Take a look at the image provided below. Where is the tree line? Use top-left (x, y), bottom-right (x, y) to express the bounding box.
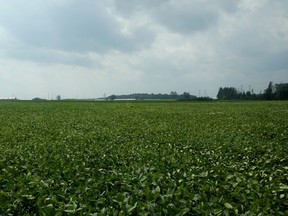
top-left (217, 82), bottom-right (288, 100)
top-left (107, 92), bottom-right (212, 101)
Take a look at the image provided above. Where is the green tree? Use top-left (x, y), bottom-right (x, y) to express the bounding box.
top-left (217, 87), bottom-right (223, 100)
top-left (217, 87), bottom-right (238, 100)
top-left (183, 92), bottom-right (190, 99)
top-left (170, 91), bottom-right (178, 99)
top-left (275, 83), bottom-right (288, 100)
top-left (263, 82), bottom-right (274, 100)
top-left (109, 95), bottom-right (116, 100)
top-left (246, 91), bottom-right (252, 99)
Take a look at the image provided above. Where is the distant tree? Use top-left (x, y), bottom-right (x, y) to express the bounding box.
top-left (246, 91), bottom-right (252, 99)
top-left (107, 92), bottom-right (197, 100)
top-left (109, 95), bottom-right (116, 100)
top-left (32, 97), bottom-right (47, 101)
top-left (217, 87), bottom-right (238, 100)
top-left (263, 82), bottom-right (274, 100)
top-left (275, 83), bottom-right (288, 100)
top-left (170, 91), bottom-right (178, 99)
top-left (217, 87), bottom-right (223, 100)
top-left (183, 92), bottom-right (190, 99)
top-left (56, 95), bottom-right (61, 100)
top-left (170, 91), bottom-right (178, 96)
top-left (228, 87), bottom-right (239, 100)
top-left (239, 91), bottom-right (246, 100)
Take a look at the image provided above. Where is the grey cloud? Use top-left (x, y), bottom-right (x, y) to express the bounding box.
top-left (260, 50), bottom-right (288, 72)
top-left (113, 0), bottom-right (168, 15)
top-left (220, 28), bottom-right (271, 58)
top-left (215, 1), bottom-right (288, 74)
top-left (5, 48), bottom-right (96, 68)
top-left (0, 0), bottom-right (155, 55)
top-left (50, 1), bottom-right (130, 52)
top-left (151, 0), bottom-right (240, 34)
top-left (114, 0), bottom-right (239, 34)
top-left (155, 6), bottom-right (217, 33)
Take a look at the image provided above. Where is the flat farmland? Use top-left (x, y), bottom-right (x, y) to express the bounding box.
top-left (0, 101), bottom-right (287, 215)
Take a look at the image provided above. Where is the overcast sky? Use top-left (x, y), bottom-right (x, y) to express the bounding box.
top-left (0, 0), bottom-right (287, 99)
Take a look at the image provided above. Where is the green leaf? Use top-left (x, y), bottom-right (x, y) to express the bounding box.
top-left (22, 195), bottom-right (35, 200)
top-left (128, 202), bottom-right (138, 213)
top-left (193, 194), bottom-right (201, 201)
top-left (0, 191), bottom-right (8, 203)
top-left (64, 202), bottom-right (77, 213)
top-left (176, 207), bottom-right (190, 216)
top-left (155, 185), bottom-right (161, 193)
top-left (224, 203), bottom-right (233, 209)
top-left (199, 171), bottom-right (208, 177)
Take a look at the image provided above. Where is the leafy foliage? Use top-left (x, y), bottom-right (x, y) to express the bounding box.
top-left (218, 82), bottom-right (288, 100)
top-left (0, 101), bottom-right (287, 215)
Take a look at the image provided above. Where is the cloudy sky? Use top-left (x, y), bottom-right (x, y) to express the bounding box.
top-left (0, 0), bottom-right (287, 99)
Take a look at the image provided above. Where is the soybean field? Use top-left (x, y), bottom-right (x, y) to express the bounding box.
top-left (0, 101), bottom-right (287, 215)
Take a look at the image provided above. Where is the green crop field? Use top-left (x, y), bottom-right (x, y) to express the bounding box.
top-left (0, 101), bottom-right (287, 215)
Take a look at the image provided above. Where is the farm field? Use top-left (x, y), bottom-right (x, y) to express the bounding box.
top-left (0, 101), bottom-right (287, 215)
